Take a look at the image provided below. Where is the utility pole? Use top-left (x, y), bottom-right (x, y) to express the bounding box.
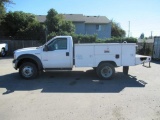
top-left (128, 21), bottom-right (130, 38)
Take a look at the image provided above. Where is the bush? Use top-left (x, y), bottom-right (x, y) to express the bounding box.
top-left (96, 37), bottom-right (137, 43)
top-left (46, 33), bottom-right (137, 45)
top-left (72, 34), bottom-right (97, 44)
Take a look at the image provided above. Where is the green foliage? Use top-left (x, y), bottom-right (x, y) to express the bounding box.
top-left (45, 8), bottom-right (60, 34)
top-left (72, 34), bottom-right (97, 43)
top-left (59, 20), bottom-right (75, 34)
top-left (1, 11), bottom-right (45, 40)
top-left (45, 8), bottom-right (75, 39)
top-left (137, 41), bottom-right (152, 56)
top-left (0, 0), bottom-right (13, 22)
top-left (0, 0), bottom-right (13, 4)
top-left (16, 21), bottom-right (46, 40)
top-left (1, 11), bottom-right (35, 36)
top-left (139, 33), bottom-right (144, 39)
top-left (111, 21), bottom-right (126, 37)
top-left (0, 5), bottom-right (5, 24)
top-left (47, 32), bottom-right (57, 40)
top-left (96, 37), bottom-right (137, 43)
top-left (0, 3), bottom-right (5, 15)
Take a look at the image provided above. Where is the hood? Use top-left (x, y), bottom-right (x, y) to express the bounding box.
top-left (15, 47), bottom-right (42, 54)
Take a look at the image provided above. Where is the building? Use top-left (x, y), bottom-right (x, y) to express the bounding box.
top-left (36, 14), bottom-right (111, 39)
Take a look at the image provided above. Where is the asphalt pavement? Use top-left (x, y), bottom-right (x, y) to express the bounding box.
top-left (0, 57), bottom-right (160, 120)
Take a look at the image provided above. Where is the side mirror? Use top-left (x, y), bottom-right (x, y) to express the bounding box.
top-left (43, 45), bottom-right (48, 51)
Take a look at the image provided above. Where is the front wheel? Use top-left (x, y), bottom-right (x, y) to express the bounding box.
top-left (96, 63), bottom-right (115, 80)
top-left (19, 62), bottom-right (38, 80)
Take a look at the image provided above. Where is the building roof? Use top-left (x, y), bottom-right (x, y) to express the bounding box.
top-left (36, 14), bottom-right (110, 24)
top-left (63, 14), bottom-right (85, 22)
top-left (36, 15), bottom-right (46, 23)
top-left (84, 16), bottom-right (110, 24)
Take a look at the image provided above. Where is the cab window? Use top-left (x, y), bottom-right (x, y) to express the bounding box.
top-left (47, 38), bottom-right (67, 51)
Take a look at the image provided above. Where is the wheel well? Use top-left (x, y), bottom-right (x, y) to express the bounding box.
top-left (98, 61), bottom-right (117, 67)
top-left (17, 58), bottom-right (38, 69)
top-left (1, 47), bottom-right (5, 50)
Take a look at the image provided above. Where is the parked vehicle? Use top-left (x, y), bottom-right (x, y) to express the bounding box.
top-left (13, 36), bottom-right (151, 80)
top-left (152, 37), bottom-right (160, 59)
top-left (0, 43), bottom-right (8, 57)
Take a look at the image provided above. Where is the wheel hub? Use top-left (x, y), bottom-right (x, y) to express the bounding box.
top-left (22, 66), bottom-right (33, 77)
top-left (101, 66), bottom-right (112, 78)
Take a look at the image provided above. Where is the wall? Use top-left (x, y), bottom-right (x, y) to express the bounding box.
top-left (73, 22), bottom-right (85, 34)
top-left (85, 23), bottom-right (111, 39)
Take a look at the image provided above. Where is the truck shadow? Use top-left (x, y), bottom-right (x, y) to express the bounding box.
top-left (0, 70), bottom-right (146, 95)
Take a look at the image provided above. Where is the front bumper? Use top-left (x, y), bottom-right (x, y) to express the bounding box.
top-left (12, 59), bottom-right (18, 70)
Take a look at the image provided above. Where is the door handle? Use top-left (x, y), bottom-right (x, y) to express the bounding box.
top-left (66, 52), bottom-right (69, 56)
top-left (115, 54), bottom-right (120, 59)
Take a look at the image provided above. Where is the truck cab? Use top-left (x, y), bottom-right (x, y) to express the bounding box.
top-left (42, 36), bottom-right (73, 69)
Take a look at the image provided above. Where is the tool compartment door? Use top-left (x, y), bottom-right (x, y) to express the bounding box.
top-left (75, 45), bottom-right (94, 67)
top-left (121, 44), bottom-right (136, 66)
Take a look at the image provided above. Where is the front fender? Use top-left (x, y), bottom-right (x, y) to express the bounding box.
top-left (16, 54), bottom-right (43, 70)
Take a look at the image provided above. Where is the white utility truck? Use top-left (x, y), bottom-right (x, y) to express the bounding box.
top-left (0, 43), bottom-right (8, 57)
top-left (13, 36), bottom-right (151, 79)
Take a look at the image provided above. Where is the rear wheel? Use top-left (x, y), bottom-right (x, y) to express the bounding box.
top-left (96, 63), bottom-right (115, 80)
top-left (19, 62), bottom-right (38, 80)
top-left (1, 48), bottom-right (6, 57)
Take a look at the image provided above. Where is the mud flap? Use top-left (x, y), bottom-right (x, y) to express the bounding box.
top-left (123, 66), bottom-right (129, 75)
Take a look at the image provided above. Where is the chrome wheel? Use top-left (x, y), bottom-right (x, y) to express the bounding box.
top-left (22, 66), bottom-right (34, 78)
top-left (97, 63), bottom-right (115, 80)
top-left (101, 66), bottom-right (112, 78)
top-left (19, 62), bottom-right (38, 79)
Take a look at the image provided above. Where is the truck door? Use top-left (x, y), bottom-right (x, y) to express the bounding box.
top-left (42, 38), bottom-right (72, 68)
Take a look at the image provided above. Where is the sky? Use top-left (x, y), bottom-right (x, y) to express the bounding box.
top-left (6, 0), bottom-right (160, 38)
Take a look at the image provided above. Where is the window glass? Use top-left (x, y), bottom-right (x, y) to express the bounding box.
top-left (47, 38), bottom-right (67, 51)
top-left (96, 25), bottom-right (101, 31)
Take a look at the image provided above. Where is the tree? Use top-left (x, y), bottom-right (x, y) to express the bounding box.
top-left (60, 20), bottom-right (75, 34)
top-left (139, 33), bottom-right (144, 39)
top-left (16, 21), bottom-right (45, 40)
top-left (1, 11), bottom-right (36, 36)
top-left (45, 8), bottom-right (60, 34)
top-left (0, 0), bottom-right (13, 23)
top-left (111, 21), bottom-right (126, 37)
top-left (45, 8), bottom-right (75, 38)
top-left (1, 11), bottom-right (45, 40)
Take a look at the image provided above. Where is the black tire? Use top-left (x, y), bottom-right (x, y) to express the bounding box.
top-left (96, 63), bottom-right (115, 80)
top-left (1, 48), bottom-right (6, 57)
top-left (19, 62), bottom-right (38, 80)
